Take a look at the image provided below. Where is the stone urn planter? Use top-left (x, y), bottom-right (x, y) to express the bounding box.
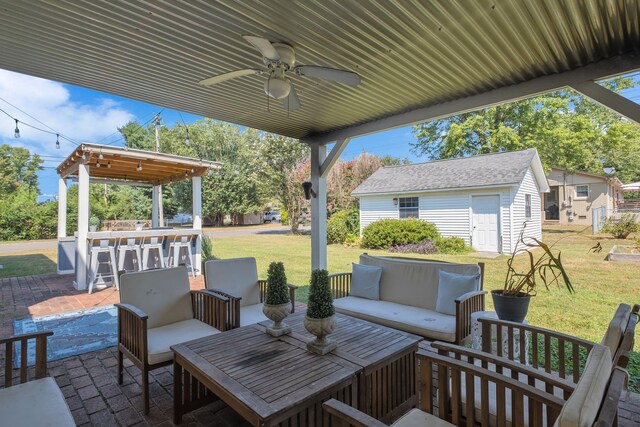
top-left (304, 314), bottom-right (337, 355)
top-left (491, 290), bottom-right (530, 323)
top-left (263, 302), bottom-right (292, 337)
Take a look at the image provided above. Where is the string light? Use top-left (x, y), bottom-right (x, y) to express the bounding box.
top-left (184, 128), bottom-right (190, 145)
top-left (14, 119), bottom-right (20, 138)
top-left (55, 134), bottom-right (60, 149)
top-left (136, 161), bottom-right (142, 172)
top-left (107, 161), bottom-right (112, 169)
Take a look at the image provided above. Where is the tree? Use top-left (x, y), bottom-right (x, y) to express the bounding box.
top-left (411, 77), bottom-right (640, 182)
top-left (0, 144), bottom-right (42, 194)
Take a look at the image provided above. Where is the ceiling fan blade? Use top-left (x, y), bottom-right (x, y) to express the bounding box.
top-left (295, 65), bottom-right (361, 87)
top-left (282, 82), bottom-right (300, 111)
top-left (198, 69), bottom-right (261, 86)
top-left (242, 35), bottom-right (280, 61)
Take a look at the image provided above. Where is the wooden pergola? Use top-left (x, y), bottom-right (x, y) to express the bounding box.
top-left (56, 143), bottom-right (221, 290)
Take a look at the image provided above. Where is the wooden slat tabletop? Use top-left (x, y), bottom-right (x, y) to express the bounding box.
top-left (172, 325), bottom-right (361, 422)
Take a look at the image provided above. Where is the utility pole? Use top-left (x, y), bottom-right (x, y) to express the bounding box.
top-left (153, 114), bottom-right (164, 227)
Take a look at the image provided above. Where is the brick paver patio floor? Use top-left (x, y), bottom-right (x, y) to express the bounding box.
top-left (1, 273), bottom-right (638, 426)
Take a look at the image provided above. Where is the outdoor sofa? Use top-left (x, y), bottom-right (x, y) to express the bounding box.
top-left (330, 254), bottom-right (485, 344)
top-left (0, 331), bottom-right (75, 427)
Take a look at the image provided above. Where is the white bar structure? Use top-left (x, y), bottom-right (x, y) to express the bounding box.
top-left (57, 177), bottom-right (67, 238)
top-left (310, 144), bottom-right (328, 270)
top-left (75, 163), bottom-right (90, 290)
top-left (192, 176), bottom-right (202, 272)
top-left (151, 185), bottom-right (160, 228)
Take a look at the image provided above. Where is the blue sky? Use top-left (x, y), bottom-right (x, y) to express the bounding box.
top-left (0, 69), bottom-right (638, 198)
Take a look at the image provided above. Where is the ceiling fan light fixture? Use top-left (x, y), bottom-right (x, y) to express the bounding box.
top-left (264, 76), bottom-right (291, 99)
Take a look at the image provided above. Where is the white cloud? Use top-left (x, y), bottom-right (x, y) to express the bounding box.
top-left (0, 69), bottom-right (135, 160)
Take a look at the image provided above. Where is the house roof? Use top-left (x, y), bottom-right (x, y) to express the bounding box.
top-left (550, 167), bottom-right (624, 188)
top-left (0, 1), bottom-right (639, 142)
top-left (352, 149), bottom-right (549, 196)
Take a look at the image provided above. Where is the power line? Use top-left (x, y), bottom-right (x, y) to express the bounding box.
top-left (100, 109), bottom-right (164, 147)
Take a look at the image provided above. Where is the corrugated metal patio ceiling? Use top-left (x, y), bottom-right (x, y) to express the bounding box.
top-left (0, 0), bottom-right (638, 141)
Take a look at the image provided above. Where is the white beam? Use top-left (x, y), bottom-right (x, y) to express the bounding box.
top-left (192, 176), bottom-right (202, 274)
top-left (319, 138), bottom-right (350, 178)
top-left (303, 55), bottom-right (640, 145)
top-left (152, 185), bottom-right (159, 228)
top-left (310, 144), bottom-right (327, 270)
top-left (569, 81), bottom-right (640, 125)
top-left (57, 177), bottom-right (67, 238)
top-left (74, 163), bottom-right (89, 290)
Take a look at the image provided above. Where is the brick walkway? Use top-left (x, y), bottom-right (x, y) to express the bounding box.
top-left (1, 274), bottom-right (638, 426)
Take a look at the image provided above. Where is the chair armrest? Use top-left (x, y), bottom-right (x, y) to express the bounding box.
top-left (454, 290), bottom-right (486, 345)
top-left (207, 287), bottom-right (243, 301)
top-left (0, 330), bottom-right (53, 345)
top-left (116, 303), bottom-right (148, 366)
top-left (322, 399), bottom-right (388, 427)
top-left (1, 330), bottom-right (54, 387)
top-left (430, 342), bottom-right (576, 398)
top-left (207, 288), bottom-right (242, 329)
top-left (190, 290), bottom-right (231, 331)
top-left (329, 272), bottom-right (351, 299)
top-left (478, 317), bottom-right (595, 383)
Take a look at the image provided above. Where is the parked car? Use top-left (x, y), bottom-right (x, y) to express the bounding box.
top-left (263, 211), bottom-right (281, 223)
top-left (167, 213), bottom-right (193, 225)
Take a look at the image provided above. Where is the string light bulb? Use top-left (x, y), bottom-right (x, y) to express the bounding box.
top-left (136, 161), bottom-right (142, 172)
top-left (107, 161), bottom-right (112, 169)
top-left (55, 134), bottom-right (60, 149)
top-left (184, 129), bottom-right (190, 145)
top-left (14, 119), bottom-right (20, 138)
top-left (98, 152), bottom-right (104, 160)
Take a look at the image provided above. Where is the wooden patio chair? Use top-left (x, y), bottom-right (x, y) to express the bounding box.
top-left (116, 266), bottom-right (229, 414)
top-left (0, 331), bottom-right (75, 426)
top-left (204, 257), bottom-right (297, 329)
top-left (323, 344), bottom-right (629, 427)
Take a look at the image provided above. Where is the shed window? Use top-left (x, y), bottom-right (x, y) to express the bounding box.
top-left (575, 185), bottom-right (589, 198)
top-left (525, 194), bottom-right (532, 219)
top-left (399, 197), bottom-right (419, 219)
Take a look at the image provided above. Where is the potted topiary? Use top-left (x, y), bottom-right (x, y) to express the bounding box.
top-left (493, 223), bottom-right (574, 323)
top-left (89, 216), bottom-right (100, 232)
top-left (262, 262), bottom-right (292, 337)
top-left (304, 269), bottom-right (337, 355)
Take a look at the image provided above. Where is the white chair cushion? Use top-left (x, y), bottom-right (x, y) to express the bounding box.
top-left (0, 377), bottom-right (75, 427)
top-left (435, 270), bottom-right (481, 315)
top-left (554, 345), bottom-right (612, 427)
top-left (147, 318), bottom-right (220, 365)
top-left (120, 266), bottom-right (193, 329)
top-left (333, 296), bottom-right (456, 342)
top-left (600, 304), bottom-right (631, 357)
top-left (240, 303), bottom-right (269, 326)
top-left (350, 263), bottom-right (382, 300)
top-left (392, 409), bottom-right (454, 427)
top-left (204, 258), bottom-right (261, 306)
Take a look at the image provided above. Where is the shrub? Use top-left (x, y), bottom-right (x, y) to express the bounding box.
top-left (306, 269), bottom-right (335, 319)
top-left (436, 236), bottom-right (471, 254)
top-left (280, 208), bottom-right (289, 225)
top-left (361, 218), bottom-right (439, 249)
top-left (201, 235), bottom-right (216, 262)
top-left (327, 209), bottom-right (360, 244)
top-left (388, 239), bottom-right (438, 254)
top-left (265, 262), bottom-right (290, 305)
top-left (602, 214), bottom-right (640, 239)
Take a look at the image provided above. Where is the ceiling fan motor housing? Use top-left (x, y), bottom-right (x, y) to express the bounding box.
top-left (271, 43), bottom-right (296, 68)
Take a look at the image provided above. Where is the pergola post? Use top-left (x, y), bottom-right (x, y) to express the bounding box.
top-left (74, 163), bottom-right (90, 290)
top-left (57, 177), bottom-right (67, 238)
top-left (192, 176), bottom-right (202, 272)
top-left (152, 185), bottom-right (160, 228)
top-left (310, 144), bottom-right (327, 270)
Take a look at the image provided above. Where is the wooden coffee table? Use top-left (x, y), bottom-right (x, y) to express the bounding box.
top-left (171, 324), bottom-right (360, 426)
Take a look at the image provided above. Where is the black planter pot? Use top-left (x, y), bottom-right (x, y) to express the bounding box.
top-left (491, 290), bottom-right (531, 323)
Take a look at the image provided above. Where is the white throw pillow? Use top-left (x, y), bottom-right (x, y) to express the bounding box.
top-left (350, 263), bottom-right (382, 300)
top-left (435, 270), bottom-right (480, 315)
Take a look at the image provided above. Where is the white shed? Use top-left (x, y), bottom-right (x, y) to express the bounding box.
top-left (352, 149), bottom-right (549, 254)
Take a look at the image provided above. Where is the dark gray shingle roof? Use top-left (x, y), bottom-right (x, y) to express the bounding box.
top-left (352, 149), bottom-right (537, 196)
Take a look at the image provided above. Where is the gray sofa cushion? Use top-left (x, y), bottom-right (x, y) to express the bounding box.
top-left (0, 377), bottom-right (75, 427)
top-left (350, 263), bottom-right (382, 300)
top-left (435, 270), bottom-right (481, 315)
top-left (204, 257), bottom-right (261, 306)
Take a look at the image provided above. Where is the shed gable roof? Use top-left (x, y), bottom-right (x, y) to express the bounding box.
top-left (352, 149), bottom-right (545, 196)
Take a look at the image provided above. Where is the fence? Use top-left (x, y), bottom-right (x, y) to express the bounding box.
top-left (102, 220), bottom-right (151, 231)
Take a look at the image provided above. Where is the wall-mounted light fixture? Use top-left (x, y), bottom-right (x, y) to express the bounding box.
top-left (302, 181), bottom-right (316, 200)
top-left (393, 197), bottom-right (398, 206)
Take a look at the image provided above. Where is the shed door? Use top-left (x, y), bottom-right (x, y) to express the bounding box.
top-left (471, 195), bottom-right (500, 252)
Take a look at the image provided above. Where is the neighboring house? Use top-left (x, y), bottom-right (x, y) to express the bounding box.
top-left (352, 149), bottom-right (549, 254)
top-left (543, 167), bottom-right (624, 225)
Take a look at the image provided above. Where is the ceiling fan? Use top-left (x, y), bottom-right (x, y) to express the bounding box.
top-left (198, 35), bottom-right (361, 111)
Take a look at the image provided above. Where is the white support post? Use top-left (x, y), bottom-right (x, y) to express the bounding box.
top-left (74, 163), bottom-right (90, 290)
top-left (192, 176), bottom-right (202, 274)
top-left (310, 144), bottom-right (327, 270)
top-left (320, 138), bottom-right (350, 178)
top-left (57, 177), bottom-right (67, 238)
top-left (570, 81), bottom-right (640, 125)
top-left (152, 185), bottom-right (159, 228)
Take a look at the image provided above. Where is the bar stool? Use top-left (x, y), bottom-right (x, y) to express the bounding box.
top-left (88, 239), bottom-right (119, 294)
top-left (168, 235), bottom-right (196, 278)
top-left (141, 236), bottom-right (165, 270)
top-left (117, 237), bottom-right (142, 273)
